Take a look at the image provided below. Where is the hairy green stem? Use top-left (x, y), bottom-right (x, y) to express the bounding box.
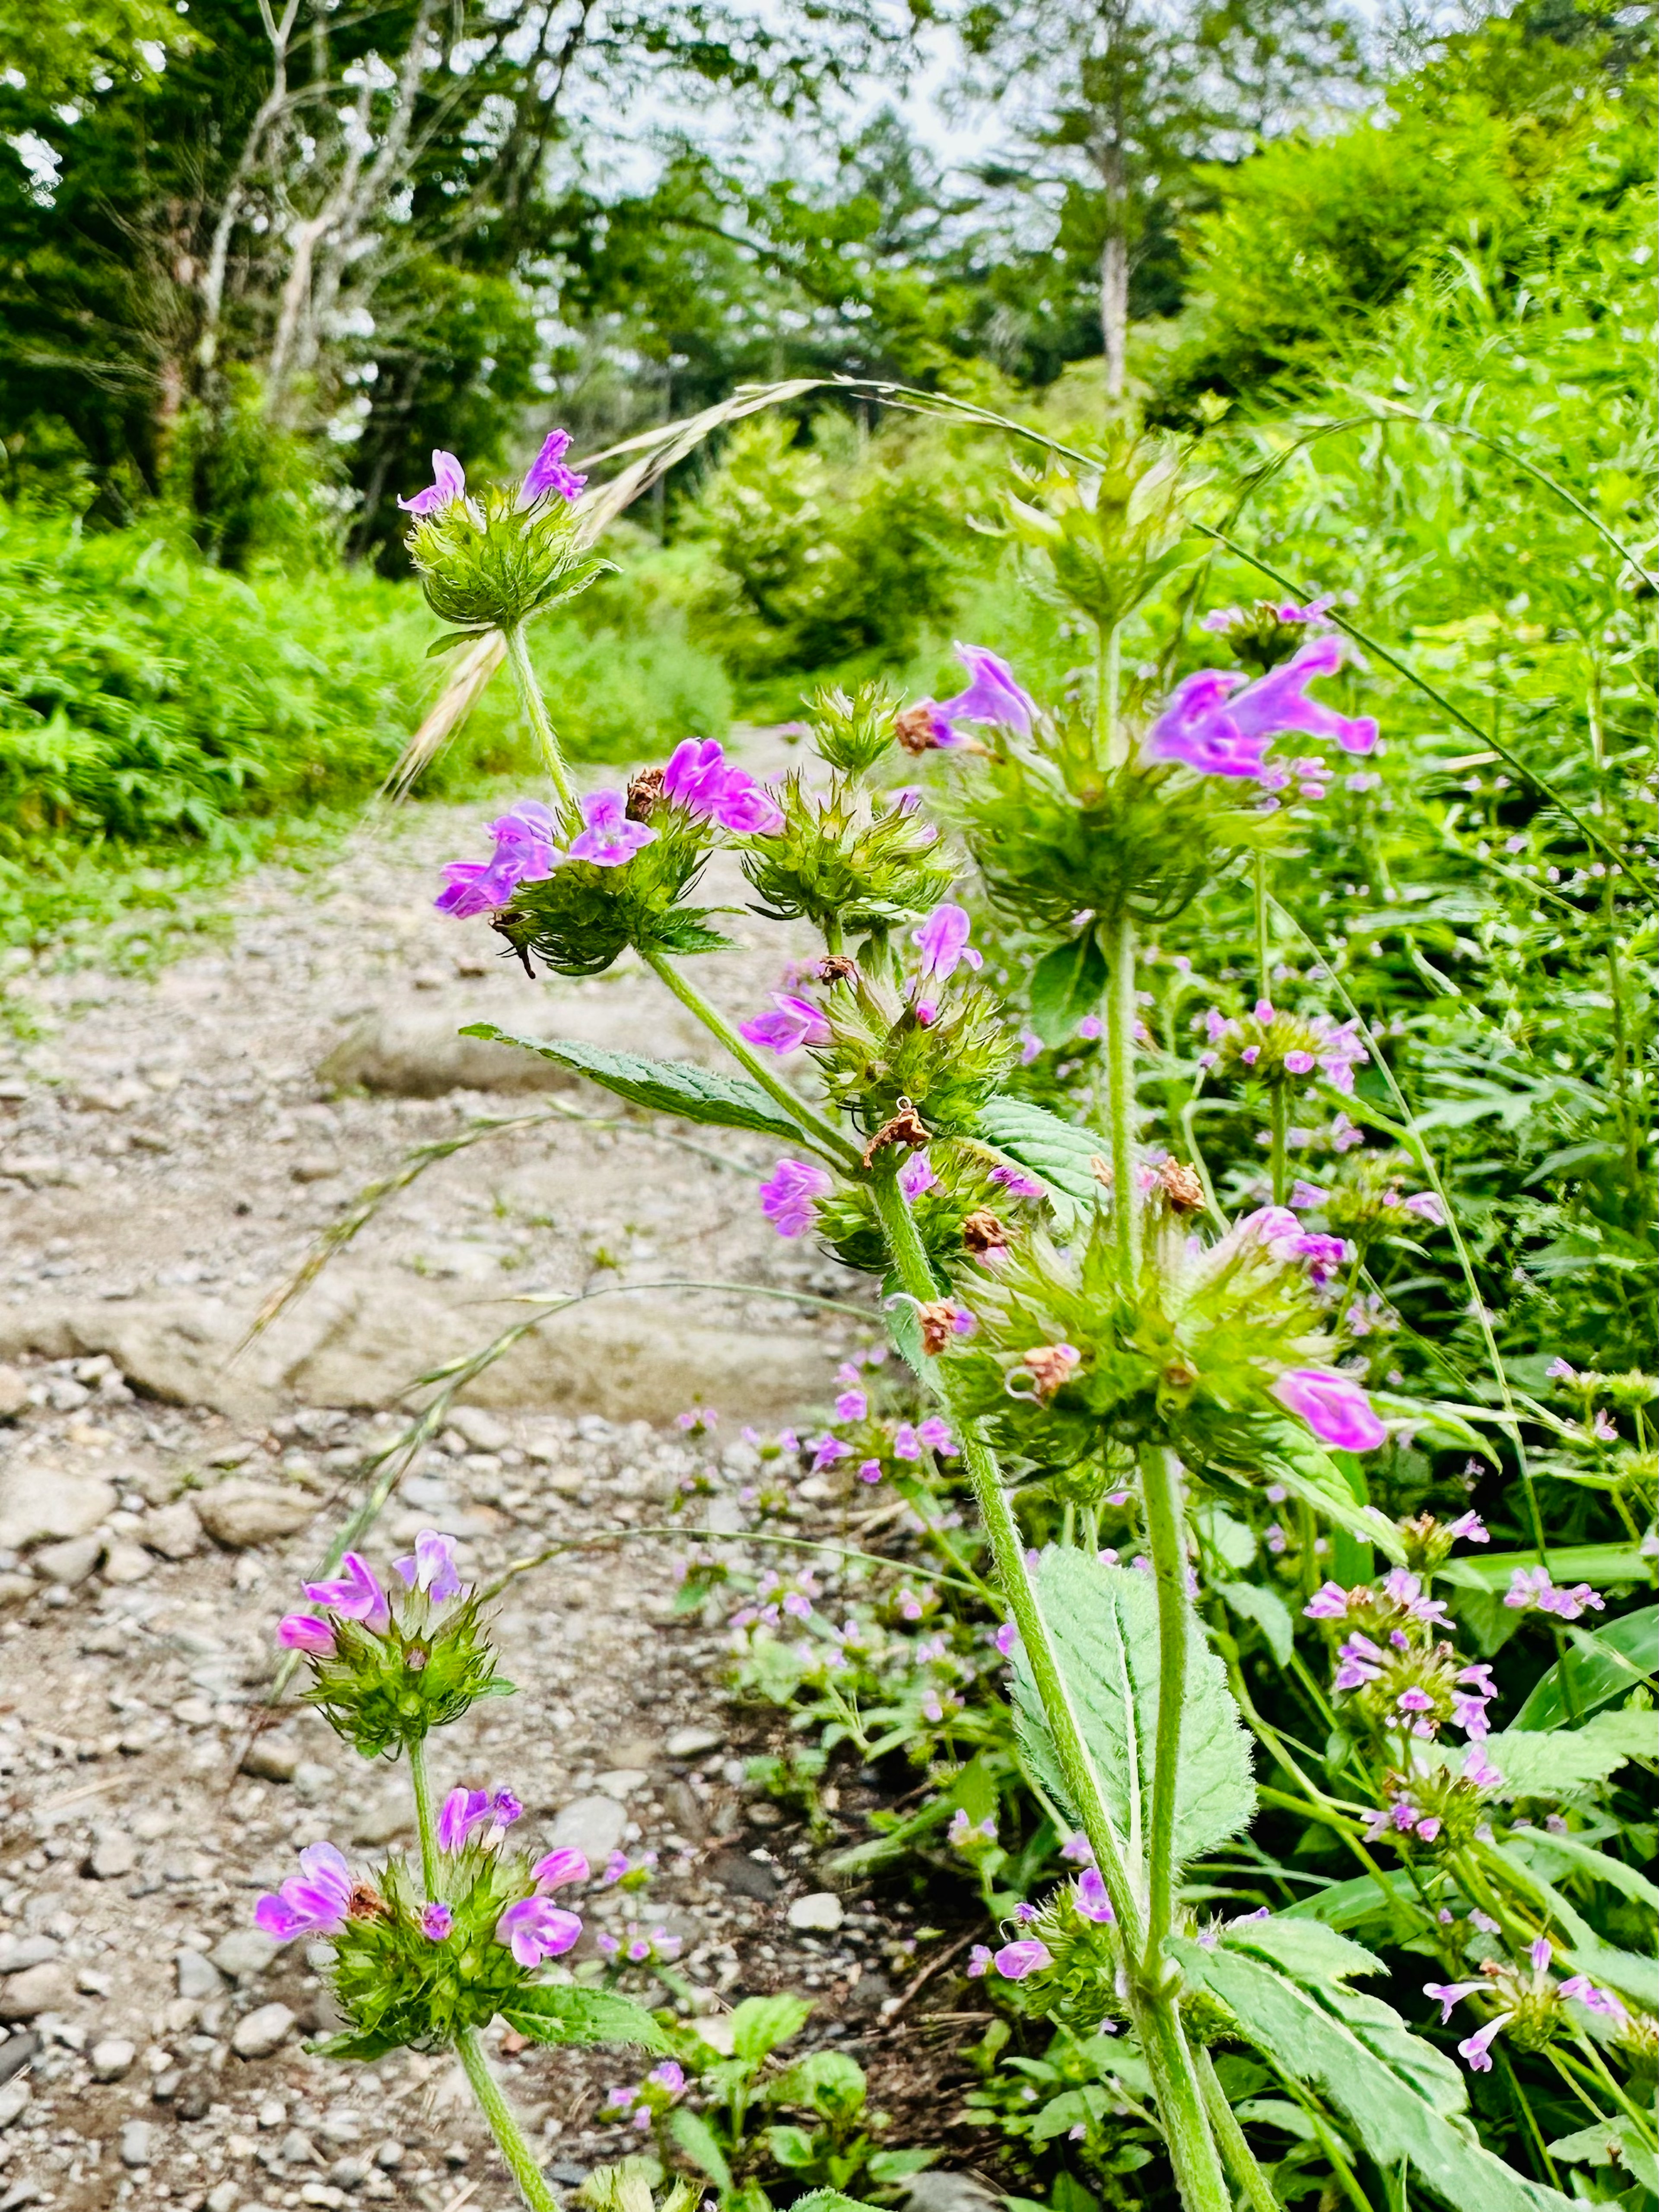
top-left (641, 947), bottom-right (860, 1167)
top-left (1196, 2047), bottom-right (1279, 2212)
top-left (1099, 622), bottom-right (1124, 769)
top-left (1269, 1085), bottom-right (1289, 1206)
top-left (1139, 1443), bottom-right (1191, 1975)
top-left (867, 1161), bottom-right (1230, 2212)
top-left (407, 1734), bottom-right (438, 1894)
top-left (1103, 907), bottom-right (1141, 1281)
top-left (502, 623), bottom-right (575, 810)
top-left (456, 2023), bottom-right (559, 2212)
top-left (1253, 852), bottom-right (1271, 1002)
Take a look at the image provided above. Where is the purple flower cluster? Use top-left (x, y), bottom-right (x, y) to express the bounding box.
top-left (1200, 1001), bottom-right (1370, 1095)
top-left (663, 738), bottom-right (784, 834)
top-left (1426, 1939), bottom-right (1627, 2073)
top-left (903, 645), bottom-right (1037, 751)
top-left (1503, 1566), bottom-right (1606, 1621)
top-left (1147, 635), bottom-right (1377, 782)
top-left (276, 1532), bottom-right (465, 1656)
top-left (435, 803), bottom-right (560, 918)
top-left (438, 1784), bottom-right (523, 1852)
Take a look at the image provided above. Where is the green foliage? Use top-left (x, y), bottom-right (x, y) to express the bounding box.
top-left (459, 1030), bottom-right (812, 1143)
top-left (499, 1983), bottom-right (669, 2053)
top-left (1012, 1548), bottom-right (1255, 1874)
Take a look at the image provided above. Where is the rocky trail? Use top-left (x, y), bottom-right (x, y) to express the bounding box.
top-left (0, 760), bottom-right (965, 2212)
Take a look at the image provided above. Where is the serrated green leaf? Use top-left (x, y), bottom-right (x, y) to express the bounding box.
top-left (304, 2025), bottom-right (406, 2062)
top-left (1175, 1934), bottom-right (1573, 2212)
top-left (1512, 1607), bottom-right (1658, 1730)
top-left (670, 2108), bottom-right (734, 2192)
top-left (1223, 1912), bottom-right (1383, 1986)
top-left (1011, 1547), bottom-right (1254, 1879)
top-left (642, 910), bottom-right (742, 957)
top-left (460, 1027), bottom-right (811, 1143)
top-left (499, 1984), bottom-right (669, 2052)
top-left (1451, 1706), bottom-right (1656, 1799)
top-left (975, 1095), bottom-right (1102, 1232)
top-left (729, 1991), bottom-right (813, 2062)
top-left (1548, 2118), bottom-right (1659, 2192)
top-left (1028, 931), bottom-right (1107, 1048)
top-left (1507, 1823), bottom-right (1659, 1913)
top-left (1217, 1578), bottom-right (1295, 1665)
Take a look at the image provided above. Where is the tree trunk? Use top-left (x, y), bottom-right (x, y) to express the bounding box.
top-left (1100, 224), bottom-right (1128, 400)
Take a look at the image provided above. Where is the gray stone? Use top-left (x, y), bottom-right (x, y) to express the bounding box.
top-left (89, 2036), bottom-right (137, 2082)
top-left (0, 1961), bottom-right (72, 2019)
top-left (373, 2140), bottom-right (405, 2171)
top-left (240, 1735), bottom-right (301, 1783)
top-left (119, 2119), bottom-right (157, 2169)
top-left (32, 1534), bottom-right (102, 1587)
top-left (86, 1827), bottom-right (137, 1880)
top-left (142, 1501), bottom-right (203, 1559)
top-left (206, 2185), bottom-right (242, 2212)
top-left (0, 1464), bottom-right (116, 1553)
top-left (0, 1367), bottom-right (26, 1421)
top-left (902, 2178), bottom-right (1003, 2212)
top-left (594, 1767), bottom-right (650, 1799)
top-left (351, 1792), bottom-right (412, 1846)
top-left (708, 1850), bottom-right (780, 1902)
top-left (176, 1948), bottom-right (225, 2001)
top-left (665, 1724), bottom-right (725, 1761)
top-left (292, 1761), bottom-right (337, 1802)
top-left (546, 1795), bottom-right (627, 1868)
top-left (196, 1481), bottom-right (318, 1549)
top-left (318, 988), bottom-right (713, 1100)
top-left (290, 1154), bottom-right (341, 1184)
top-left (100, 1539), bottom-right (154, 1585)
top-left (330, 2156), bottom-right (369, 2189)
top-left (786, 1891), bottom-right (844, 1933)
top-left (0, 1574), bottom-right (33, 1609)
top-left (232, 2002), bottom-right (295, 2058)
top-left (210, 1928), bottom-right (278, 1982)
top-left (0, 1938), bottom-right (59, 1975)
top-left (446, 1405), bottom-right (511, 1453)
top-left (0, 2081), bottom-right (28, 2129)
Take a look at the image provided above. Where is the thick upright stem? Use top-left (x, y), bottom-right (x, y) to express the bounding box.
top-left (407, 1734), bottom-right (438, 1894)
top-left (1132, 1999), bottom-right (1235, 2212)
top-left (640, 950), bottom-right (859, 1169)
top-left (1103, 908), bottom-right (1140, 1283)
top-left (1139, 1444), bottom-right (1190, 1973)
top-left (502, 623), bottom-right (575, 810)
top-left (456, 2024), bottom-right (559, 2212)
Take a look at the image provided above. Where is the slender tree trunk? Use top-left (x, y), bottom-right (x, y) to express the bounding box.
top-left (1100, 202), bottom-right (1128, 400)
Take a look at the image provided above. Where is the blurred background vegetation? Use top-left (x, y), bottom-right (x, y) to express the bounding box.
top-left (0, 0), bottom-right (1649, 951)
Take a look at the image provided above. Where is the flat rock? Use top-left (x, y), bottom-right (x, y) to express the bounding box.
top-left (119, 2119), bottom-right (157, 2168)
top-left (594, 1767), bottom-right (650, 1799)
top-left (446, 1405), bottom-right (511, 1453)
top-left (351, 1793), bottom-right (413, 1846)
top-left (240, 1735), bottom-right (301, 1783)
top-left (0, 2079), bottom-right (29, 2128)
top-left (86, 1827), bottom-right (137, 1880)
top-left (210, 1929), bottom-right (278, 1982)
top-left (0, 1939), bottom-right (59, 1976)
top-left (786, 1891), bottom-right (844, 1932)
top-left (196, 1481), bottom-right (318, 1549)
top-left (318, 986), bottom-right (713, 1099)
top-left (232, 2002), bottom-right (296, 2059)
top-left (0, 1463), bottom-right (116, 1552)
top-left (100, 1538), bottom-right (154, 1585)
top-left (89, 2037), bottom-right (136, 2082)
top-left (0, 1366), bottom-right (26, 1420)
top-left (0, 1961), bottom-right (73, 2020)
top-left (176, 1949), bottom-right (224, 2000)
top-left (141, 1501), bottom-right (203, 1559)
top-left (32, 1534), bottom-right (103, 1586)
top-left (546, 1795), bottom-right (627, 1868)
top-left (665, 1725), bottom-right (725, 1761)
top-left (708, 1850), bottom-right (781, 1902)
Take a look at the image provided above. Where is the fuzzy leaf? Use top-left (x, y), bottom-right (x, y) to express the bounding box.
top-left (642, 910), bottom-right (742, 957)
top-left (1458, 1706), bottom-right (1655, 1799)
top-left (729, 1991), bottom-right (814, 2062)
top-left (1216, 1578), bottom-right (1295, 1665)
top-left (499, 1984), bottom-right (669, 2052)
top-left (1512, 1606), bottom-right (1657, 1730)
top-left (670, 2109), bottom-right (734, 2192)
top-left (1028, 931), bottom-right (1107, 1048)
top-left (1176, 1931), bottom-right (1573, 2212)
top-left (460, 1027), bottom-right (810, 1142)
top-left (304, 2026), bottom-right (406, 2063)
top-left (425, 627), bottom-right (488, 658)
top-left (975, 1096), bottom-right (1102, 1231)
top-left (1011, 1546), bottom-right (1254, 1877)
top-left (1549, 2120), bottom-right (1659, 2193)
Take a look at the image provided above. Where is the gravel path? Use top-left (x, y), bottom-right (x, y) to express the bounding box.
top-left (0, 760), bottom-right (952, 2212)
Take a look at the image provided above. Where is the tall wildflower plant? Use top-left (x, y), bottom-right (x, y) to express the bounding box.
top-left (373, 428), bottom-right (1649, 2211)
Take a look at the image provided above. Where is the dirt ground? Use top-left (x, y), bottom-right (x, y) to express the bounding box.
top-left (0, 761), bottom-right (982, 2212)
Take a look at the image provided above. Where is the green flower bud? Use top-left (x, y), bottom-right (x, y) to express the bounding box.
top-left (406, 482), bottom-right (612, 639)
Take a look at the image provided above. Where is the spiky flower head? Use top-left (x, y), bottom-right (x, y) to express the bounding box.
top-left (741, 771), bottom-right (958, 947)
top-left (491, 805), bottom-right (731, 978)
top-left (1198, 1001), bottom-right (1369, 1095)
top-left (804, 680), bottom-right (900, 776)
top-left (403, 456), bottom-right (610, 639)
top-left (279, 1535), bottom-right (512, 1759)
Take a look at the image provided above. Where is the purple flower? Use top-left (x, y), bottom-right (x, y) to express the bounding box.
top-left (1303, 1580), bottom-right (1352, 1620)
top-left (1424, 1980), bottom-right (1486, 2024)
top-left (899, 1151), bottom-right (937, 1201)
top-left (912, 645), bottom-right (1037, 747)
top-left (1289, 1180), bottom-right (1330, 1210)
top-left (496, 1894), bottom-right (583, 1967)
top-left (994, 1621), bottom-right (1019, 1656)
top-left (739, 994), bottom-right (830, 1055)
top-left (857, 1458), bottom-right (883, 1484)
top-left (436, 801), bottom-right (561, 918)
top-left (569, 790), bottom-right (656, 868)
top-left (303, 1554), bottom-right (391, 1635)
top-left (712, 766), bottom-right (785, 834)
top-left (661, 738), bottom-right (784, 833)
top-left (1146, 671), bottom-right (1270, 777)
top-left (810, 1435), bottom-right (850, 1474)
top-left (1273, 1368), bottom-right (1388, 1452)
top-left (533, 1848), bottom-right (590, 1889)
top-left (1446, 1511), bottom-right (1489, 1545)
top-left (1545, 1356), bottom-right (1579, 1382)
top-left (254, 1842), bottom-right (353, 1943)
top-left (1404, 1192), bottom-right (1446, 1227)
top-left (967, 1944), bottom-right (993, 1978)
top-left (1462, 1745), bottom-right (1503, 1789)
top-left (916, 1415), bottom-right (955, 1454)
top-left (990, 1164), bottom-right (1043, 1197)
top-left (647, 2061), bottom-right (686, 2095)
top-left (913, 904), bottom-right (983, 985)
top-left (1503, 1567), bottom-right (1606, 1621)
top-left (1019, 1029), bottom-right (1043, 1066)
top-left (1075, 1868), bottom-right (1114, 1924)
top-left (522, 428), bottom-right (587, 503)
top-left (835, 1388), bottom-right (868, 1421)
top-left (276, 1613), bottom-right (336, 1656)
top-left (393, 1529), bottom-right (465, 1604)
top-left (1457, 2014), bottom-right (1512, 2073)
top-left (1230, 636), bottom-right (1378, 756)
top-left (994, 1938), bottom-right (1052, 1980)
top-left (398, 448), bottom-right (467, 516)
top-left (893, 1423), bottom-right (920, 1462)
top-left (437, 1787), bottom-right (520, 1853)
top-left (421, 1902), bottom-right (454, 1942)
top-left (759, 1159), bottom-right (832, 1238)
top-left (1147, 636), bottom-right (1376, 778)
top-left (1559, 1976), bottom-right (1625, 2018)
